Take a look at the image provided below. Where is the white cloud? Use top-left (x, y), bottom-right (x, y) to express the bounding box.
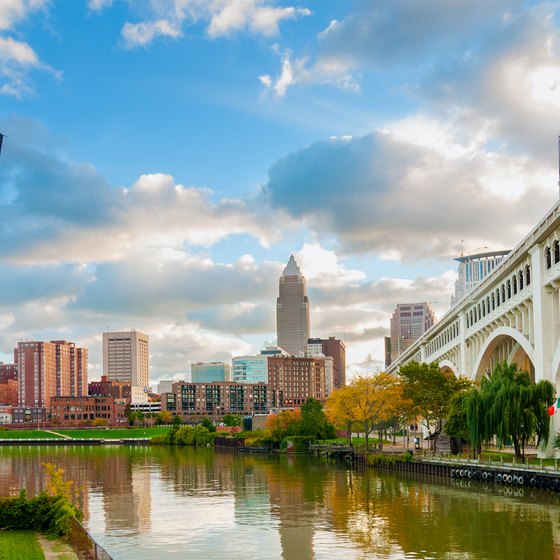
top-left (0, 0), bottom-right (47, 31)
top-left (87, 0), bottom-right (113, 13)
top-left (0, 36), bottom-right (61, 98)
top-left (122, 19), bottom-right (182, 49)
top-left (119, 0), bottom-right (311, 48)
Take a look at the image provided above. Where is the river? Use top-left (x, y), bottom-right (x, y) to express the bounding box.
top-left (0, 445), bottom-right (559, 559)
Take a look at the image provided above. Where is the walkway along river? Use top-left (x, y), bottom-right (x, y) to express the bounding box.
top-left (1, 444), bottom-right (560, 559)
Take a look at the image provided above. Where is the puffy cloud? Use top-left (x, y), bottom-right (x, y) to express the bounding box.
top-left (0, 119), bottom-right (280, 264)
top-left (119, 0), bottom-right (311, 48)
top-left (263, 128), bottom-right (557, 260)
top-left (0, 2), bottom-right (60, 97)
top-left (0, 0), bottom-right (48, 31)
top-left (122, 19), bottom-right (182, 49)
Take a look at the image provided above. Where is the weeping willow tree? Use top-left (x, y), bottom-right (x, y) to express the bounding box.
top-left (465, 362), bottom-right (555, 461)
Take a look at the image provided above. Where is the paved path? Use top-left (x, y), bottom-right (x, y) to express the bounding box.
top-left (36, 534), bottom-right (78, 560)
top-left (43, 430), bottom-right (73, 440)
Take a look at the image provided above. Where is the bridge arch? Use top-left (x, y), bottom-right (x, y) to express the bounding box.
top-left (439, 359), bottom-right (460, 377)
top-left (473, 327), bottom-right (535, 383)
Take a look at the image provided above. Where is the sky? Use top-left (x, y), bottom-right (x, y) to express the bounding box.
top-left (1, 0), bottom-right (560, 384)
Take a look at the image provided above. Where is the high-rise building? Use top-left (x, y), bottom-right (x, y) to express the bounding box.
top-left (307, 337), bottom-right (346, 389)
top-left (384, 302), bottom-right (436, 367)
top-left (267, 356), bottom-right (326, 408)
top-left (16, 340), bottom-right (88, 407)
top-left (103, 331), bottom-right (149, 386)
top-left (232, 355), bottom-right (268, 384)
top-left (191, 362), bottom-right (231, 383)
top-left (451, 250), bottom-right (510, 306)
top-left (276, 255), bottom-right (310, 357)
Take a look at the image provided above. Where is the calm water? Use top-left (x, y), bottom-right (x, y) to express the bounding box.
top-left (0, 445), bottom-right (559, 559)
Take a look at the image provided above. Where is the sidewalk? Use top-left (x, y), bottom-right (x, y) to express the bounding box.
top-left (36, 534), bottom-right (78, 560)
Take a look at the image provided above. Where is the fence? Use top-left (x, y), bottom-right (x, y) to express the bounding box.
top-left (69, 516), bottom-right (113, 560)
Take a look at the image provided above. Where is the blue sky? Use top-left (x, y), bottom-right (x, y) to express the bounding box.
top-left (1, 0), bottom-right (559, 383)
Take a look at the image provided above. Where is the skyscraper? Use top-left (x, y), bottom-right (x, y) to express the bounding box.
top-left (103, 331), bottom-right (149, 402)
top-left (276, 255), bottom-right (310, 357)
top-left (384, 302), bottom-right (436, 367)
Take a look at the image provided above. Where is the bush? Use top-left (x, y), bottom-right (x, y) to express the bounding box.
top-left (0, 490), bottom-right (81, 538)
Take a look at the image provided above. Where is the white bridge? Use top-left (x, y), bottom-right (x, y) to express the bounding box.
top-left (387, 200), bottom-right (560, 391)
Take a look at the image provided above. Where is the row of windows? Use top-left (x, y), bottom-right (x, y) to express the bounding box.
top-left (545, 240), bottom-right (560, 269)
top-left (467, 264), bottom-right (532, 328)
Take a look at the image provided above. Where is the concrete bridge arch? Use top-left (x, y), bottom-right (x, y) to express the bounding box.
top-left (439, 359), bottom-right (460, 377)
top-left (472, 326), bottom-right (535, 383)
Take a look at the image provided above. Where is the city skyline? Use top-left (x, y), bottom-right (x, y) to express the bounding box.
top-left (1, 1), bottom-right (560, 383)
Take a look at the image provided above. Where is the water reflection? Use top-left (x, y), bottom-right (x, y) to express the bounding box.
top-left (1, 445), bottom-right (559, 559)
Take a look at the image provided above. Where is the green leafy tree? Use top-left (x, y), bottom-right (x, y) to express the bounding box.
top-left (399, 361), bottom-right (472, 447)
top-left (172, 414), bottom-right (182, 426)
top-left (200, 417), bottom-right (216, 432)
top-left (444, 390), bottom-right (473, 442)
top-left (222, 414), bottom-right (241, 427)
top-left (299, 397), bottom-right (336, 440)
top-left (466, 362), bottom-right (555, 461)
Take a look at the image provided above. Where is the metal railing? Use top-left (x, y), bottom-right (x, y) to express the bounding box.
top-left (69, 517), bottom-right (113, 560)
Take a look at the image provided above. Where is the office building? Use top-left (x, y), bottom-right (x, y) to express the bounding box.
top-left (232, 355), bottom-right (268, 384)
top-left (307, 337), bottom-right (346, 389)
top-left (156, 379), bottom-right (176, 395)
top-left (16, 340), bottom-right (88, 408)
top-left (267, 356), bottom-right (326, 408)
top-left (385, 303), bottom-right (436, 367)
top-left (89, 375), bottom-right (132, 401)
top-left (191, 362), bottom-right (231, 383)
top-left (276, 255), bottom-right (310, 357)
top-left (451, 250), bottom-right (510, 306)
top-left (103, 331), bottom-right (149, 402)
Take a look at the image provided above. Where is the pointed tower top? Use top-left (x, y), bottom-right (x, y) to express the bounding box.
top-left (282, 254), bottom-right (302, 277)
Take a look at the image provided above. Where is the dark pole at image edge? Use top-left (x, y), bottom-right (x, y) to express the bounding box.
top-left (0, 132), bottom-right (4, 158)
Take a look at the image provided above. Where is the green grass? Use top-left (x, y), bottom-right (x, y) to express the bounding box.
top-left (0, 430), bottom-right (63, 439)
top-left (56, 427), bottom-right (171, 439)
top-left (0, 531), bottom-right (44, 560)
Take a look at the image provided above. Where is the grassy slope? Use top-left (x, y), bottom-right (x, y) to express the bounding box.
top-left (0, 427), bottom-right (171, 440)
top-left (56, 427), bottom-right (170, 439)
top-left (0, 531), bottom-right (44, 560)
top-left (0, 430), bottom-right (63, 439)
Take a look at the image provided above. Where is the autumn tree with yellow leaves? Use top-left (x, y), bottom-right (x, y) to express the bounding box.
top-left (326, 372), bottom-right (405, 451)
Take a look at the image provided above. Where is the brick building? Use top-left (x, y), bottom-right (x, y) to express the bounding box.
top-left (89, 375), bottom-right (132, 401)
top-left (162, 381), bottom-right (269, 418)
top-left (16, 340), bottom-right (88, 408)
top-left (50, 396), bottom-right (128, 427)
top-left (0, 362), bottom-right (18, 382)
top-left (267, 356), bottom-right (326, 409)
top-left (0, 379), bottom-right (18, 406)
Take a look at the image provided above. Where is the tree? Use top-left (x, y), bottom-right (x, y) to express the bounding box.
top-left (299, 398), bottom-right (336, 440)
top-left (155, 411), bottom-right (173, 425)
top-left (399, 361), bottom-right (472, 447)
top-left (265, 409), bottom-right (301, 441)
top-left (326, 373), bottom-right (403, 451)
top-left (222, 414), bottom-right (241, 427)
top-left (200, 417), bottom-right (216, 432)
top-left (465, 362), bottom-right (555, 461)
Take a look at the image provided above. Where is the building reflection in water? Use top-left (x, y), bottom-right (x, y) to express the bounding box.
top-left (1, 446), bottom-right (560, 560)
